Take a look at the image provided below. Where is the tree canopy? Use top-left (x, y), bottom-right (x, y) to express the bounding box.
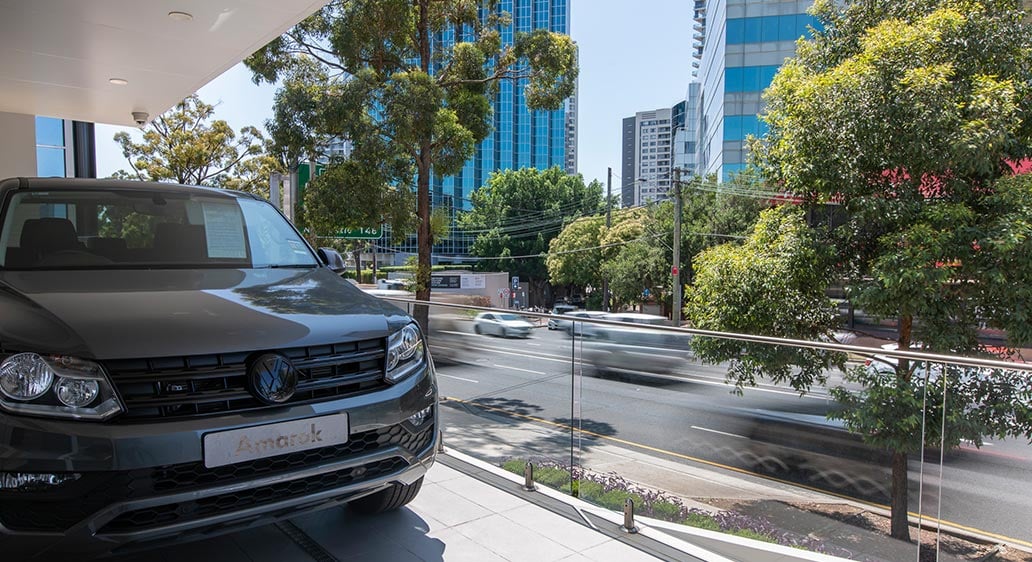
top-left (461, 166), bottom-right (602, 303)
top-left (685, 205), bottom-right (842, 391)
top-left (742, 0), bottom-right (1032, 540)
top-left (245, 0), bottom-right (578, 328)
top-left (113, 95), bottom-right (282, 197)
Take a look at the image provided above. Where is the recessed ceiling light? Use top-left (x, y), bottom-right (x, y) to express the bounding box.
top-left (168, 11), bottom-right (193, 21)
top-left (109, 78), bottom-right (129, 86)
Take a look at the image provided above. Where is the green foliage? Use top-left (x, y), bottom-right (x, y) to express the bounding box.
top-left (751, 0), bottom-right (1032, 538)
top-left (684, 511), bottom-right (722, 531)
top-left (545, 174), bottom-right (768, 310)
top-left (246, 0), bottom-right (579, 307)
top-left (461, 167), bottom-right (603, 286)
top-left (546, 214), bottom-right (605, 288)
top-left (113, 95), bottom-right (283, 196)
top-left (685, 206), bottom-right (843, 392)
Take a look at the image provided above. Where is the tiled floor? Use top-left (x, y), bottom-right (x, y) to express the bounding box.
top-left (112, 458), bottom-right (662, 562)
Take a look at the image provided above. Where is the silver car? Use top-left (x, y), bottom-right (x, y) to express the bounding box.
top-left (473, 312), bottom-right (534, 338)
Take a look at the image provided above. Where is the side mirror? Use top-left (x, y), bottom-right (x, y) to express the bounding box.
top-left (317, 247), bottom-right (346, 274)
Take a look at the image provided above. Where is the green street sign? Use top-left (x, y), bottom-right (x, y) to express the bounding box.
top-left (339, 227), bottom-right (382, 239)
top-left (296, 162), bottom-right (326, 210)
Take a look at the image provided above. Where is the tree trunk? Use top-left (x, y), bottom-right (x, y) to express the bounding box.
top-left (890, 312), bottom-right (913, 541)
top-left (890, 450), bottom-right (911, 541)
top-left (413, 0), bottom-right (432, 333)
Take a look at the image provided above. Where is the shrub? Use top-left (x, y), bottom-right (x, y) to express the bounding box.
top-left (500, 457), bottom-right (853, 557)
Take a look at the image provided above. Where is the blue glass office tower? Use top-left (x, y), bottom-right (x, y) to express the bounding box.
top-left (389, 0), bottom-right (575, 263)
top-left (695, 0), bottom-right (819, 179)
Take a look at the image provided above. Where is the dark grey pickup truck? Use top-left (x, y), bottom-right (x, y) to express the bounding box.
top-left (0, 177), bottom-right (437, 559)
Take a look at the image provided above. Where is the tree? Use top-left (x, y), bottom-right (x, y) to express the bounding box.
top-left (546, 214), bottom-right (604, 291)
top-left (685, 205), bottom-right (842, 390)
top-left (113, 95), bottom-right (282, 197)
top-left (245, 0), bottom-right (578, 329)
top-left (547, 206), bottom-right (648, 301)
top-left (748, 0), bottom-right (1032, 540)
top-left (461, 166), bottom-right (602, 305)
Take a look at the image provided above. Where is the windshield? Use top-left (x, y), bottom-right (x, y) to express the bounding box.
top-left (497, 314), bottom-right (523, 321)
top-left (0, 189), bottom-right (318, 270)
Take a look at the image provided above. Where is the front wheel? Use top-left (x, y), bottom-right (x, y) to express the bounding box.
top-left (349, 477), bottom-right (424, 514)
top-left (474, 324), bottom-right (483, 335)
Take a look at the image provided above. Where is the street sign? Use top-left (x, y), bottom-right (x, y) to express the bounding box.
top-left (503, 288), bottom-right (511, 298)
top-left (512, 276), bottom-right (520, 289)
top-left (671, 266), bottom-right (679, 276)
top-left (339, 227), bottom-right (382, 239)
top-left (643, 288), bottom-right (651, 297)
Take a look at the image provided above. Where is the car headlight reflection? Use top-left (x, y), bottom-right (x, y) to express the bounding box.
top-left (385, 324), bottom-right (426, 384)
top-left (0, 353), bottom-right (123, 420)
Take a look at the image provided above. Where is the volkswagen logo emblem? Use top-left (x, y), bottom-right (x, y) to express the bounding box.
top-left (247, 354), bottom-right (298, 405)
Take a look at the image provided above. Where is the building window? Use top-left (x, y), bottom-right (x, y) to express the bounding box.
top-left (725, 65), bottom-right (781, 93)
top-left (726, 14), bottom-right (821, 45)
top-left (35, 116), bottom-right (67, 177)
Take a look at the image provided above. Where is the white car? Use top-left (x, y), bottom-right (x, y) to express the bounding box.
top-left (473, 312), bottom-right (534, 338)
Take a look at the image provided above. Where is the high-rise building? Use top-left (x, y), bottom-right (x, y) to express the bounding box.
top-left (620, 106), bottom-right (676, 207)
top-left (380, 0), bottom-right (575, 263)
top-left (696, 0), bottom-right (820, 179)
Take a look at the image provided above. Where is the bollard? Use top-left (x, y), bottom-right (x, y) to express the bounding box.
top-left (622, 498), bottom-right (639, 534)
top-left (436, 430), bottom-right (445, 454)
top-left (523, 462), bottom-right (537, 491)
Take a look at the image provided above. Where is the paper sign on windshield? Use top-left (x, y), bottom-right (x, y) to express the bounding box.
top-left (202, 202), bottom-right (247, 259)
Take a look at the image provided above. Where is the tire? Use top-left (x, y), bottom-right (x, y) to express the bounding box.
top-left (474, 324), bottom-right (482, 335)
top-left (349, 477), bottom-right (424, 514)
top-left (501, 328), bottom-right (509, 338)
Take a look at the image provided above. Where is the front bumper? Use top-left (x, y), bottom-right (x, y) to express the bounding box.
top-left (0, 365), bottom-right (437, 558)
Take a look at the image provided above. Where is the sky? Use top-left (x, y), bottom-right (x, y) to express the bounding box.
top-left (96, 0), bottom-right (694, 189)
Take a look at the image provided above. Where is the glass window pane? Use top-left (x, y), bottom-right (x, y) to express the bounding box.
top-left (780, 14), bottom-right (797, 41)
top-left (761, 16), bottom-right (779, 42)
top-left (744, 17), bottom-right (761, 43)
top-left (745, 66), bottom-right (761, 91)
top-left (36, 147), bottom-right (65, 177)
top-left (726, 18), bottom-right (744, 44)
top-left (35, 117), bottom-right (64, 147)
top-left (761, 66), bottom-right (779, 90)
top-left (725, 68), bottom-right (743, 92)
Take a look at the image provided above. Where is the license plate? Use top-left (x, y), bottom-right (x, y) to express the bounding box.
top-left (203, 413), bottom-right (349, 468)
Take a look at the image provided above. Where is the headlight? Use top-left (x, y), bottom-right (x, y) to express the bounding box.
top-left (385, 324), bottom-right (426, 384)
top-left (0, 353), bottom-right (123, 420)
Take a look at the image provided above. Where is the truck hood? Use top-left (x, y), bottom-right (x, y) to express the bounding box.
top-left (0, 268), bottom-right (408, 359)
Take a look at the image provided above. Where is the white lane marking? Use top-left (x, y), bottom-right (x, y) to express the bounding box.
top-left (527, 343), bottom-right (542, 347)
top-left (691, 425), bottom-right (748, 440)
top-left (492, 364), bottom-right (547, 375)
top-left (437, 373), bottom-right (480, 383)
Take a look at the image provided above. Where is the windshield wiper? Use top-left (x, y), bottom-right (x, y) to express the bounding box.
top-left (254, 264), bottom-right (320, 269)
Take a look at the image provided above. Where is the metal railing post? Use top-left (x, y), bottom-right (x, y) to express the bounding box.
top-left (622, 498), bottom-right (639, 533)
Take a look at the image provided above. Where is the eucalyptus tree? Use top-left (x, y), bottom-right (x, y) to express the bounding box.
top-left (245, 0), bottom-right (577, 328)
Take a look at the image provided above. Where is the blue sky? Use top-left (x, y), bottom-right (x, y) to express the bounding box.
top-left (96, 0), bottom-right (693, 189)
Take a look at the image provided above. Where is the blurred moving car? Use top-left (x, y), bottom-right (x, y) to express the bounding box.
top-left (579, 313), bottom-right (692, 376)
top-left (548, 309), bottom-right (608, 332)
top-left (732, 408), bottom-right (891, 501)
top-left (473, 312), bottom-right (533, 338)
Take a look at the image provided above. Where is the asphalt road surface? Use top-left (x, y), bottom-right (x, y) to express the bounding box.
top-left (428, 323), bottom-right (1032, 546)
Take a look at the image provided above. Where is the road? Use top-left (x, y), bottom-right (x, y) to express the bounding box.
top-left (428, 323), bottom-right (1032, 546)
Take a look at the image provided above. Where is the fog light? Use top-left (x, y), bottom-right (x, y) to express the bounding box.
top-left (55, 377), bottom-right (100, 407)
top-left (0, 472), bottom-right (80, 492)
top-left (407, 406), bottom-right (433, 426)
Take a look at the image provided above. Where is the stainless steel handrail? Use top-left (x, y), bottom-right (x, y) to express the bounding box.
top-left (381, 296), bottom-right (1032, 373)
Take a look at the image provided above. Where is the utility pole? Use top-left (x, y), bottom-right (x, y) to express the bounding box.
top-left (671, 168), bottom-right (682, 327)
top-left (603, 167), bottom-right (612, 312)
